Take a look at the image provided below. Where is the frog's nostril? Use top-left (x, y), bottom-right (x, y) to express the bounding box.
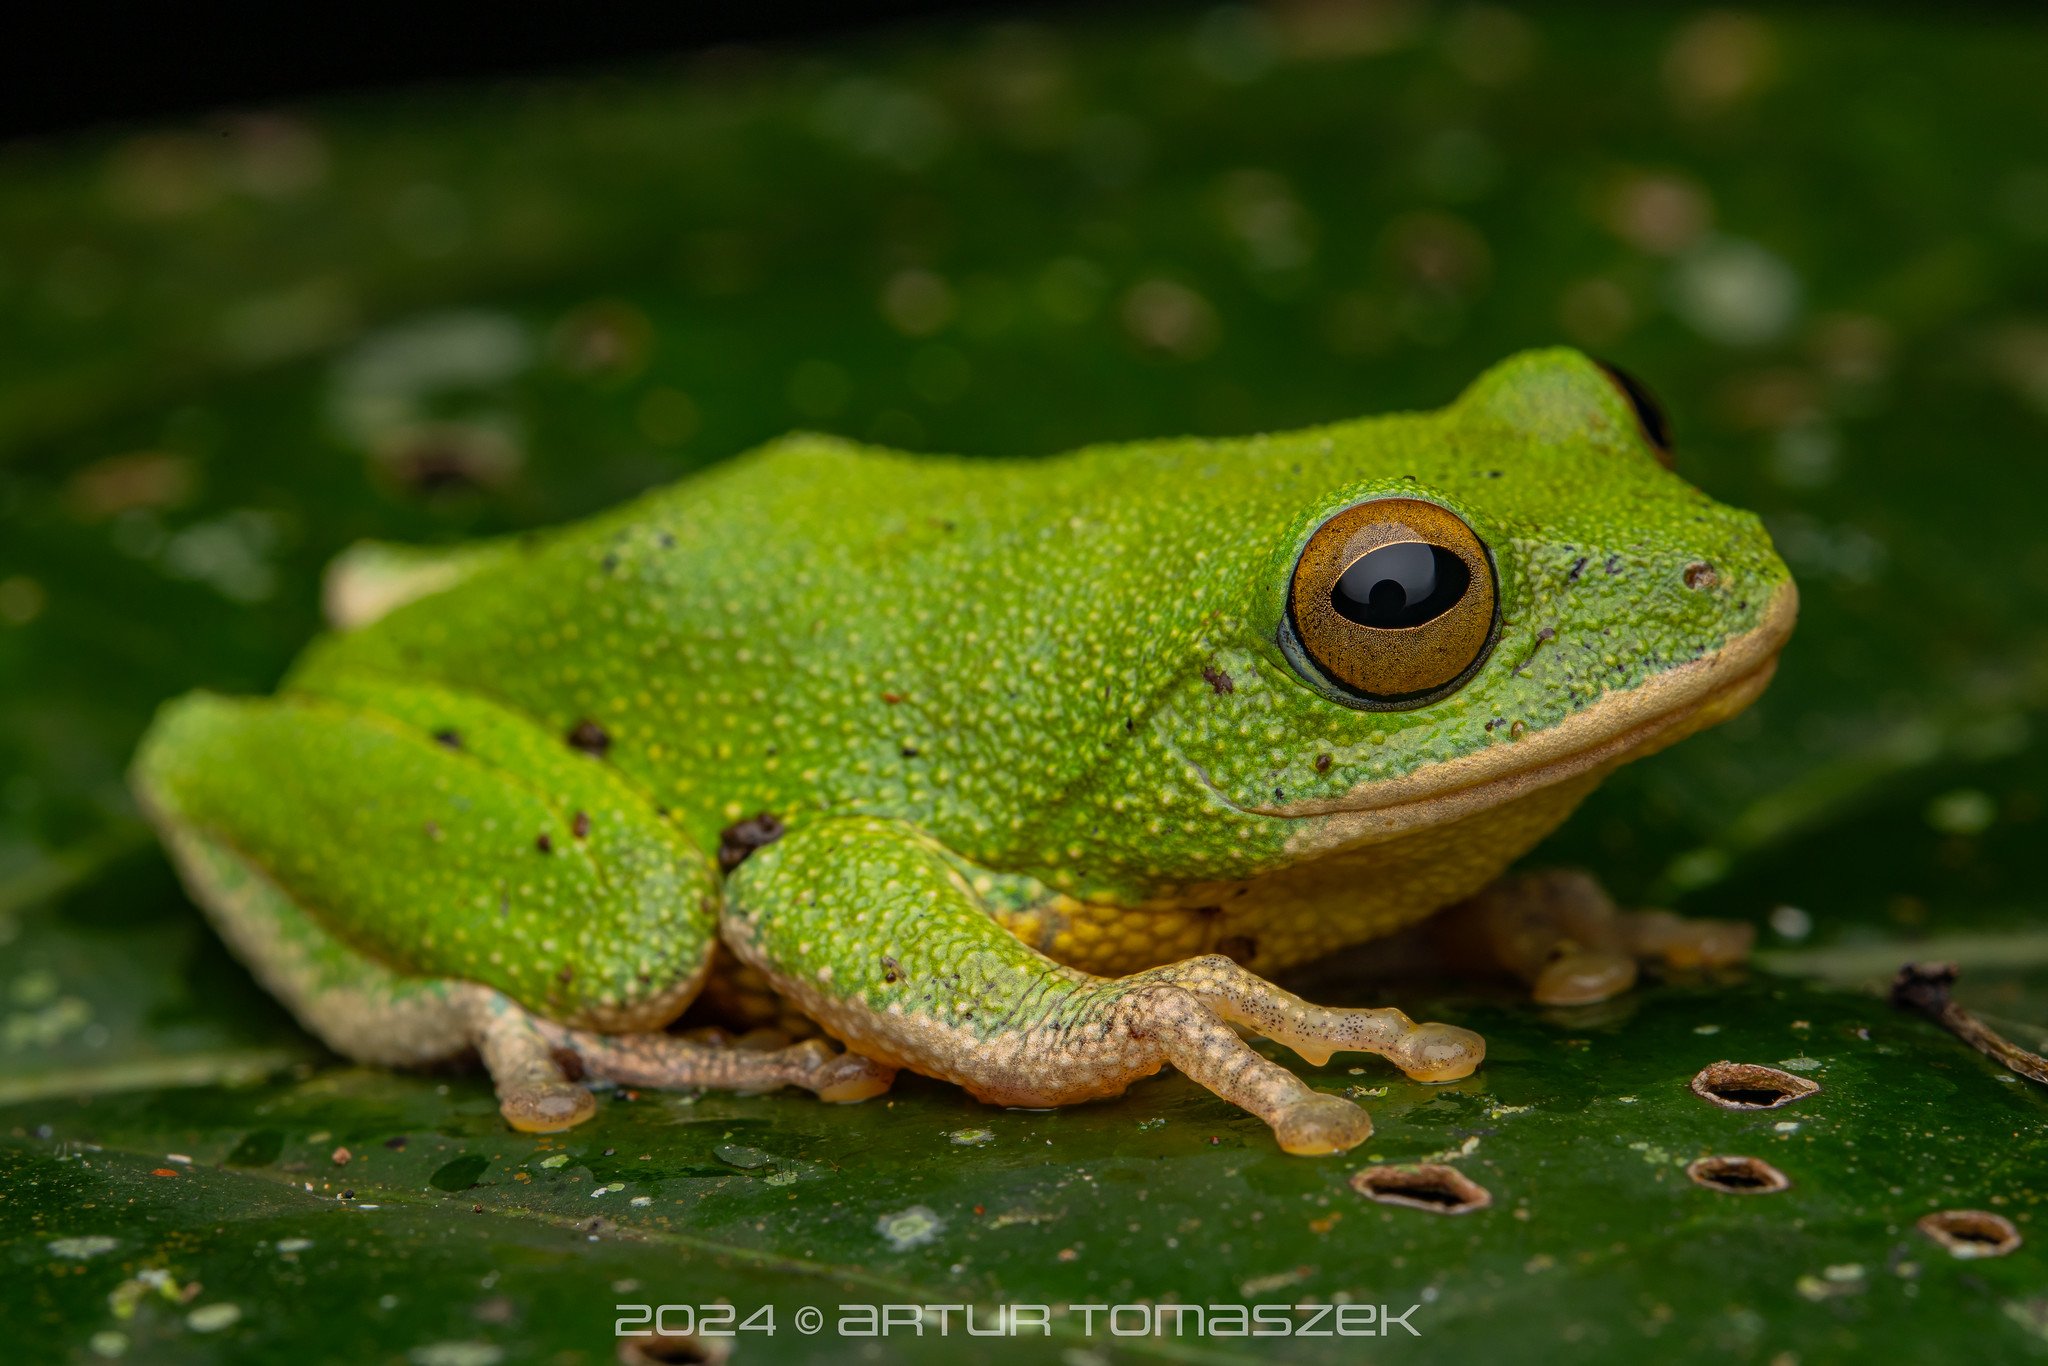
top-left (1683, 561), bottom-right (1717, 590)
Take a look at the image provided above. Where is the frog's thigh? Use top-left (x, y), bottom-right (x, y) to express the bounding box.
top-left (1435, 869), bottom-right (1754, 1005)
top-left (135, 687), bottom-right (722, 1028)
top-left (157, 819), bottom-right (601, 1132)
top-left (722, 818), bottom-right (1483, 1156)
top-left (134, 688), bottom-right (893, 1128)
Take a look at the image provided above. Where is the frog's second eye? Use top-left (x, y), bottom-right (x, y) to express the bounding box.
top-left (1595, 359), bottom-right (1674, 467)
top-left (1286, 497), bottom-right (1497, 707)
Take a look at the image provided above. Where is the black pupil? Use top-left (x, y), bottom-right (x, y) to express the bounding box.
top-left (1330, 542), bottom-right (1470, 629)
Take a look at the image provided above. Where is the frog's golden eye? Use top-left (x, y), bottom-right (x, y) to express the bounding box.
top-left (1595, 359), bottom-right (1674, 468)
top-left (1285, 497), bottom-right (1497, 707)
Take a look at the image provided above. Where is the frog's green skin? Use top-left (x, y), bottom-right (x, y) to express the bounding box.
top-left (131, 349), bottom-right (1796, 1151)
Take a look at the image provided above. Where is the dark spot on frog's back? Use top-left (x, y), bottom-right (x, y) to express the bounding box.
top-left (566, 719), bottom-right (610, 757)
top-left (718, 812), bottom-right (786, 873)
top-left (1202, 666), bottom-right (1235, 695)
top-left (433, 728), bottom-right (462, 750)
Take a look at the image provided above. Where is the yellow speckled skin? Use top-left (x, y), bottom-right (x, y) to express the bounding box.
top-left (130, 349), bottom-right (1795, 1148)
top-left (998, 769), bottom-right (1609, 977)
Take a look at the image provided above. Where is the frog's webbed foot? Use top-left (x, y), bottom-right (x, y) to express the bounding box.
top-left (465, 992), bottom-right (896, 1133)
top-left (1435, 869), bottom-right (1753, 1006)
top-left (529, 1018), bottom-right (896, 1104)
top-left (721, 817), bottom-right (1485, 1156)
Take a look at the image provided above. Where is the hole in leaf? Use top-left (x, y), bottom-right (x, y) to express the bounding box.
top-left (1349, 1163), bottom-right (1492, 1214)
top-left (1686, 1154), bottom-right (1790, 1194)
top-left (1690, 1061), bottom-right (1819, 1110)
top-left (1918, 1209), bottom-right (2021, 1259)
top-left (619, 1332), bottom-right (728, 1365)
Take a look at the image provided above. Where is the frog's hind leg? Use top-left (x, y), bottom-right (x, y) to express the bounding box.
top-left (1434, 869), bottom-right (1753, 1006)
top-left (156, 821), bottom-right (601, 1131)
top-left (133, 686), bottom-right (893, 1133)
top-left (722, 817), bottom-right (1484, 1155)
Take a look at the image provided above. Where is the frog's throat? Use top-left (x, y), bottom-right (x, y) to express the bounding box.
top-left (1259, 579), bottom-right (1798, 859)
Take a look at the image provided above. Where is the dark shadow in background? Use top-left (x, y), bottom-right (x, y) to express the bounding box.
top-left (0, 1), bottom-right (1102, 140)
top-left (1, 1), bottom-right (2029, 140)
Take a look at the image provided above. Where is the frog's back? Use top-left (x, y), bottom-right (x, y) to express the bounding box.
top-left (289, 432), bottom-right (1219, 859)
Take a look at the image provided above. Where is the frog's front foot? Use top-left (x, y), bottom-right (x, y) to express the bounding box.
top-left (1273, 1093), bottom-right (1376, 1156)
top-left (1131, 955), bottom-right (1486, 1082)
top-left (818, 956), bottom-right (1478, 1156)
top-left (1436, 869), bottom-right (1753, 1006)
top-left (723, 817), bottom-right (1489, 1155)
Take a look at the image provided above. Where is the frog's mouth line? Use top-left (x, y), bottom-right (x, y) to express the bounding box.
top-left (1208, 580), bottom-right (1798, 857)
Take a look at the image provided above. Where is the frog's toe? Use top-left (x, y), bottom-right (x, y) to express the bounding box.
top-left (1532, 949), bottom-right (1638, 1007)
top-left (500, 1082), bottom-right (598, 1133)
top-left (1619, 909), bottom-right (1754, 970)
top-left (1273, 1093), bottom-right (1374, 1156)
top-left (810, 1051), bottom-right (898, 1103)
top-left (731, 1038), bottom-right (896, 1100)
top-left (528, 1018), bottom-right (895, 1105)
top-left (471, 990), bottom-right (602, 1132)
top-left (1388, 1021), bottom-right (1487, 1081)
top-left (1440, 869), bottom-right (1753, 1005)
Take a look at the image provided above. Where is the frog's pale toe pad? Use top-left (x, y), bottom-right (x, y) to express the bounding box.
top-left (1274, 1094), bottom-right (1374, 1155)
top-left (1393, 1023), bottom-right (1487, 1081)
top-left (1623, 910), bottom-right (1754, 969)
top-left (810, 1053), bottom-right (898, 1103)
top-left (1532, 950), bottom-right (1638, 1006)
top-left (1451, 869), bottom-right (1756, 1004)
top-left (500, 1084), bottom-right (597, 1133)
top-left (1679, 921), bottom-right (1754, 969)
top-left (773, 1037), bottom-right (895, 1102)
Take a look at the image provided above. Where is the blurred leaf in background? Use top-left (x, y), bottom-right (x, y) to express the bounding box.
top-left (3, 4), bottom-right (2048, 1362)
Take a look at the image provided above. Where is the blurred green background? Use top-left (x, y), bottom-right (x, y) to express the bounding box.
top-left (4, 4), bottom-right (2048, 1363)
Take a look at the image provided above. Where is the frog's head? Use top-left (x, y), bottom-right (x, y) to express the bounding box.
top-left (1125, 347), bottom-right (1796, 876)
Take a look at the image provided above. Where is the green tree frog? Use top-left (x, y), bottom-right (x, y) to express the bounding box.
top-left (132, 349), bottom-right (1795, 1154)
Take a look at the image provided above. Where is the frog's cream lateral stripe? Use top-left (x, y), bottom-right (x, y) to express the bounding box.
top-left (323, 548), bottom-right (470, 630)
top-left (1276, 580), bottom-right (1799, 857)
